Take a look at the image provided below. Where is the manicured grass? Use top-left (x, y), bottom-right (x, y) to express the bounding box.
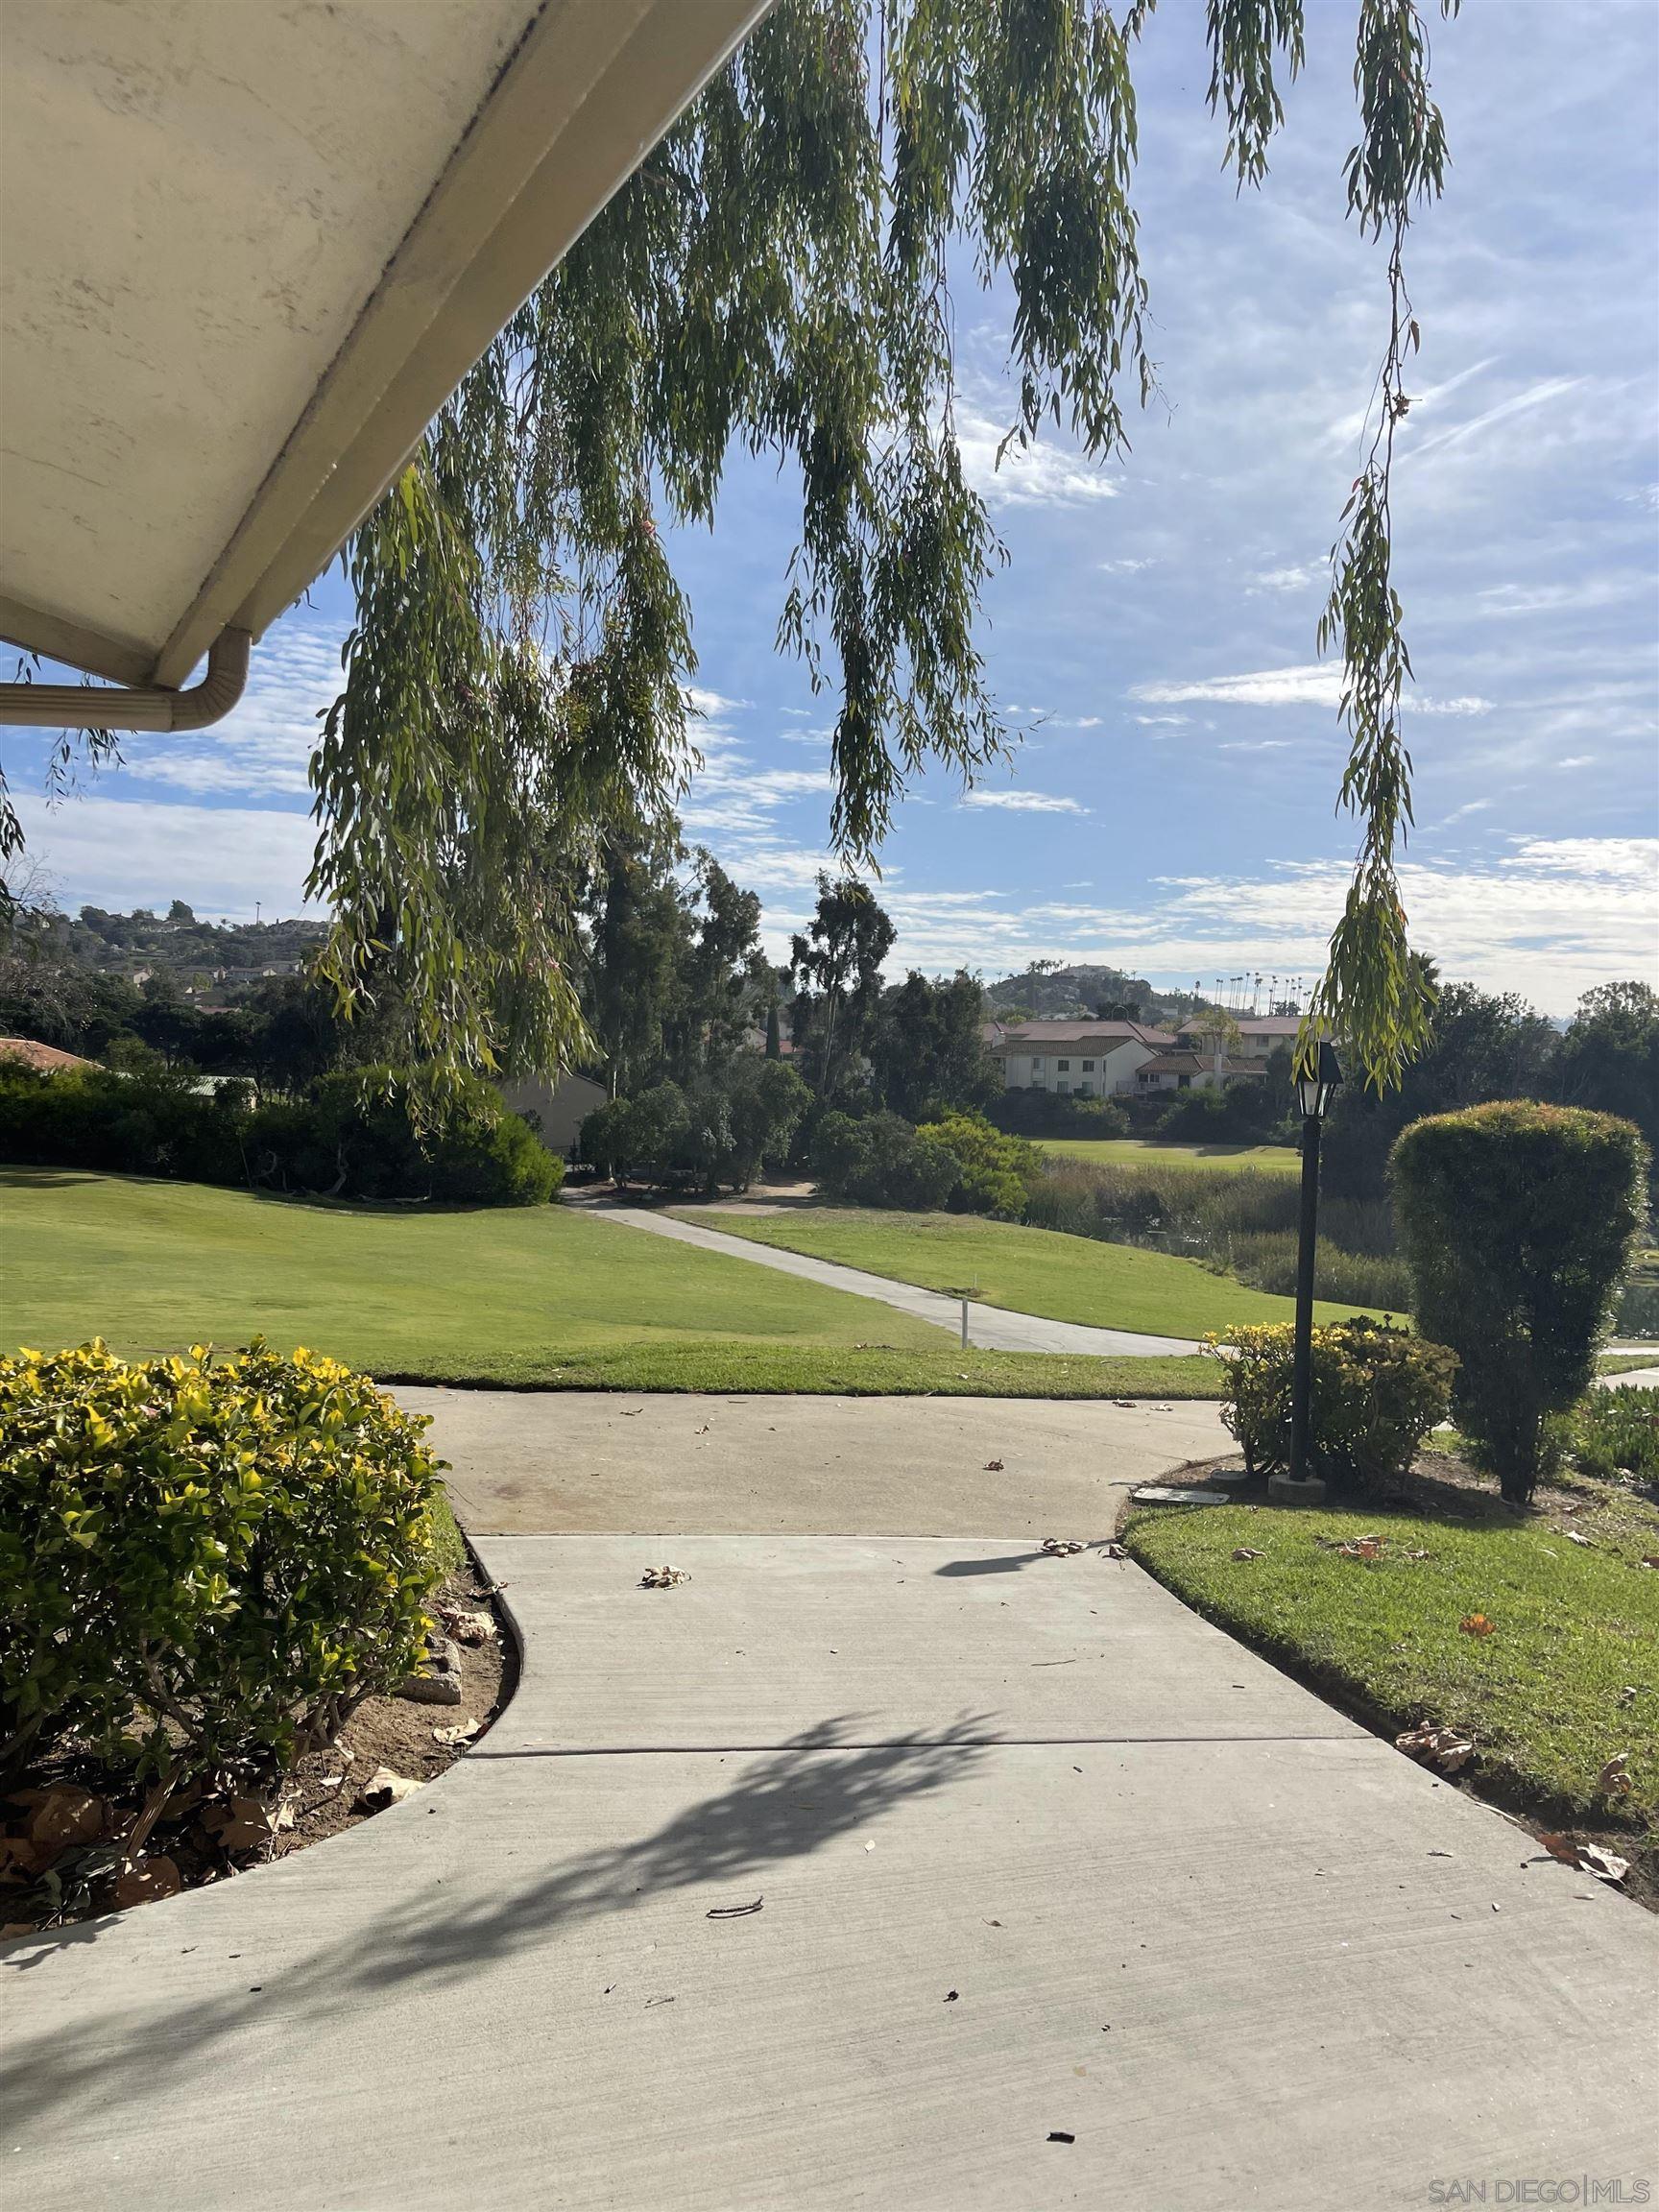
top-left (0, 1168), bottom-right (1220, 1398)
top-left (1126, 1488), bottom-right (1659, 1824)
top-left (1035, 1137), bottom-right (1299, 1173)
top-left (0, 1166), bottom-right (946, 1368)
top-left (673, 1205), bottom-right (1376, 1336)
top-left (1598, 1352), bottom-right (1659, 1377)
top-left (392, 1342), bottom-right (1222, 1398)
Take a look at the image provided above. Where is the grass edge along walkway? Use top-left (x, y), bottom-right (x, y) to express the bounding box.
top-left (1124, 1491), bottom-right (1659, 1831)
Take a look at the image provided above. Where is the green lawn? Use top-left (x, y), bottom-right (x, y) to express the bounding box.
top-left (1036, 1137), bottom-right (1298, 1173)
top-left (0, 1169), bottom-right (1219, 1398)
top-left (672, 1206), bottom-right (1376, 1336)
top-left (1126, 1485), bottom-right (1659, 1826)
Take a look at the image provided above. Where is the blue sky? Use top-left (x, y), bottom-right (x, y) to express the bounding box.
top-left (8, 0), bottom-right (1656, 1015)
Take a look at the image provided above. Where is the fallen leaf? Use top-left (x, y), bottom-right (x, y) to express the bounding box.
top-left (357, 1767), bottom-right (420, 1811)
top-left (433, 1719), bottom-right (482, 1747)
top-left (640, 1566), bottom-right (689, 1588)
top-left (1041, 1538), bottom-right (1085, 1556)
top-left (984, 1459), bottom-right (1004, 1472)
top-left (1098, 1541), bottom-right (1128, 1560)
top-left (1536, 1833), bottom-right (1630, 1883)
top-left (1459, 1613), bottom-right (1497, 1637)
top-left (1111, 1399), bottom-right (1136, 1409)
top-left (1396, 1722), bottom-right (1475, 1774)
top-left (1231, 1546), bottom-right (1265, 1562)
top-left (706, 1896), bottom-right (763, 1919)
top-left (1336, 1535), bottom-right (1385, 1560)
top-left (1048, 2131), bottom-right (1076, 2145)
top-left (1595, 1751), bottom-right (1632, 1798)
top-left (1565, 1530), bottom-right (1594, 1549)
top-left (18, 1785), bottom-right (110, 1855)
top-left (112, 1856), bottom-right (181, 1908)
top-left (943, 1989), bottom-right (959, 2002)
top-left (1640, 1557), bottom-right (1659, 1571)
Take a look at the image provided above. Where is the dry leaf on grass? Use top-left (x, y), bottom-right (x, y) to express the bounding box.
top-left (1595, 1751), bottom-right (1632, 1798)
top-left (1396, 1721), bottom-right (1476, 1774)
top-left (1336, 1535), bottom-right (1386, 1560)
top-left (1459, 1613), bottom-right (1497, 1637)
top-left (1231, 1547), bottom-right (1265, 1562)
top-left (640, 1565), bottom-right (689, 1589)
top-left (1565, 1530), bottom-right (1594, 1549)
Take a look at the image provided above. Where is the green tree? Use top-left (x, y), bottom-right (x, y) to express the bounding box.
top-left (870, 970), bottom-right (997, 1121)
top-left (789, 875), bottom-right (898, 1098)
top-left (1552, 982), bottom-right (1659, 1172)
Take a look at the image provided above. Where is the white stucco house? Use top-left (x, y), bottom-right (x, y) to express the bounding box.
top-left (982, 1019), bottom-right (1177, 1098)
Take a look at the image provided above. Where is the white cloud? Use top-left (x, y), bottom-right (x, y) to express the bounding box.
top-left (1049, 715), bottom-right (1103, 730)
top-left (955, 404), bottom-right (1119, 511)
top-left (686, 685), bottom-right (750, 719)
top-left (12, 793), bottom-right (320, 922)
top-left (117, 623), bottom-right (342, 799)
top-left (1246, 562), bottom-right (1321, 594)
top-left (875, 839), bottom-right (1658, 1013)
top-left (1438, 799), bottom-right (1495, 825)
top-left (960, 790), bottom-right (1087, 815)
top-left (1408, 374), bottom-right (1592, 463)
top-left (1099, 556), bottom-right (1156, 574)
top-left (1132, 664), bottom-right (1493, 716)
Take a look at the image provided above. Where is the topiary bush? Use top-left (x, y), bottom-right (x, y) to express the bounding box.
top-left (1392, 1102), bottom-right (1648, 1503)
top-left (917, 1110), bottom-right (1039, 1217)
top-left (1206, 1318), bottom-right (1457, 1494)
top-left (0, 1341), bottom-right (448, 1821)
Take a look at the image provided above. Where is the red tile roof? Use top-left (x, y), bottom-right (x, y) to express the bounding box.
top-left (0, 1035), bottom-right (95, 1071)
top-left (985, 1021), bottom-right (1176, 1049)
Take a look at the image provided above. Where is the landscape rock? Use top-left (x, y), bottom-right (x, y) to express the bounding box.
top-left (397, 1635), bottom-right (465, 1704)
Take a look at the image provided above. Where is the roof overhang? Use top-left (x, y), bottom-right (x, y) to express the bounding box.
top-left (0, 0), bottom-right (769, 708)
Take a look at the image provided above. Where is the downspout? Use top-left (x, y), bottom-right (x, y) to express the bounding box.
top-left (0, 626), bottom-right (251, 731)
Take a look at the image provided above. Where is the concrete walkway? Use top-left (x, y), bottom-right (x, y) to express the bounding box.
top-left (579, 1201), bottom-right (1201, 1356)
top-left (3, 1394), bottom-right (1655, 2209)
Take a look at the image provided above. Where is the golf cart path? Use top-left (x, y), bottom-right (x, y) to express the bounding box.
top-left (3, 1393), bottom-right (1653, 2210)
top-left (576, 1198), bottom-right (1201, 1356)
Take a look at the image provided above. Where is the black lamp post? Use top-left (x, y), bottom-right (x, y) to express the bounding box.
top-left (1273, 1042), bottom-right (1342, 1504)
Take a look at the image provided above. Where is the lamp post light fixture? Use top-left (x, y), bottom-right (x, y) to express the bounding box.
top-left (1268, 1042), bottom-right (1343, 1507)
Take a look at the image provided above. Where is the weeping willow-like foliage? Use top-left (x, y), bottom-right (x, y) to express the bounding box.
top-left (9, 0), bottom-right (1461, 1093)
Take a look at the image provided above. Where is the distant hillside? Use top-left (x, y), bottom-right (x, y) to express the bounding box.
top-left (50, 902), bottom-right (327, 977)
top-left (985, 962), bottom-right (1210, 1027)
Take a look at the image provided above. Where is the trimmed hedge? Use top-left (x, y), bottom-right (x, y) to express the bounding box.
top-left (0, 1059), bottom-right (559, 1206)
top-left (0, 1342), bottom-right (447, 1810)
top-left (1206, 1318), bottom-right (1457, 1493)
top-left (1392, 1101), bottom-right (1647, 1502)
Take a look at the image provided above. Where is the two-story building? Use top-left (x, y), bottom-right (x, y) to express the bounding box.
top-left (983, 1019), bottom-right (1177, 1097)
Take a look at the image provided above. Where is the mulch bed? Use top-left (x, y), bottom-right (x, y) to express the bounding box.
top-left (0, 1552), bottom-right (514, 1937)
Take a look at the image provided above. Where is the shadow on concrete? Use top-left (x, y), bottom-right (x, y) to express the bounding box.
top-left (934, 1551), bottom-right (1048, 1577)
top-left (0, 1715), bottom-right (988, 2128)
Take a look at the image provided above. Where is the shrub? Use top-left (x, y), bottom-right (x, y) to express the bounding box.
top-left (810, 1109), bottom-right (961, 1210)
top-left (1562, 1385), bottom-right (1659, 1485)
top-left (0, 1342), bottom-right (446, 1810)
top-left (249, 1066), bottom-right (557, 1206)
top-left (1207, 1319), bottom-right (1457, 1494)
top-left (987, 1088), bottom-right (1130, 1140)
top-left (1617, 1279), bottom-right (1659, 1338)
top-left (1221, 1229), bottom-right (1413, 1312)
top-left (918, 1110), bottom-right (1039, 1217)
top-left (0, 1059), bottom-right (248, 1184)
top-left (0, 1059), bottom-right (557, 1206)
top-left (1392, 1102), bottom-right (1648, 1503)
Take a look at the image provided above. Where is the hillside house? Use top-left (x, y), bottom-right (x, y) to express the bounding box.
top-left (982, 1019), bottom-right (1177, 1097)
